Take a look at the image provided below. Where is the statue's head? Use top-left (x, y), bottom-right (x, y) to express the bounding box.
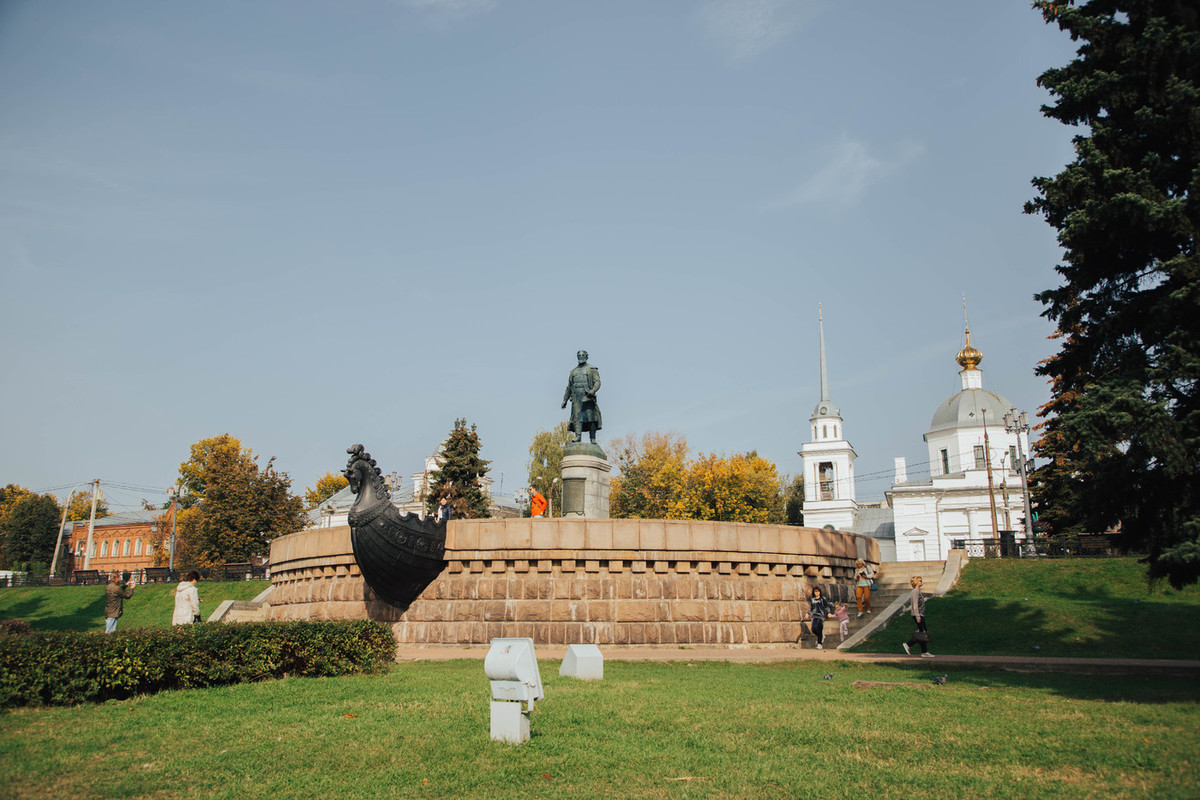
top-left (577, 349), bottom-right (588, 363)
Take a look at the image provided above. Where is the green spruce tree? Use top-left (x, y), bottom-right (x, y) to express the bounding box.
top-left (426, 419), bottom-right (492, 519)
top-left (1027, 1), bottom-right (1200, 587)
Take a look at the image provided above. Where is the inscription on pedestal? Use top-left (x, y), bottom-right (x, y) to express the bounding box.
top-left (563, 478), bottom-right (585, 515)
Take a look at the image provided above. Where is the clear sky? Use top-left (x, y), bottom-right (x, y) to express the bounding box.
top-left (1, 1), bottom-right (1079, 516)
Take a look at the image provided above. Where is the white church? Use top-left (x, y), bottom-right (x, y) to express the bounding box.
top-left (799, 309), bottom-right (1033, 562)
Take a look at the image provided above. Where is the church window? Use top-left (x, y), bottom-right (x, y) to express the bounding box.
top-left (819, 462), bottom-right (835, 501)
top-left (941, 449), bottom-right (950, 475)
top-left (123, 539), bottom-right (131, 557)
top-left (90, 541), bottom-right (97, 558)
top-left (134, 538), bottom-right (143, 556)
top-left (822, 425), bottom-right (828, 439)
top-left (974, 445), bottom-right (986, 469)
top-left (1009, 446), bottom-right (1018, 470)
top-left (101, 541), bottom-right (109, 557)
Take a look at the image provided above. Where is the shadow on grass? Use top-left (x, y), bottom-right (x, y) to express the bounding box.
top-left (859, 594), bottom-right (1200, 661)
top-left (1, 594), bottom-right (106, 631)
top-left (839, 659), bottom-right (1199, 705)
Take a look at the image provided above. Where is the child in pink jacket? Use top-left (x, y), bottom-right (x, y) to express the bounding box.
top-left (833, 602), bottom-right (850, 642)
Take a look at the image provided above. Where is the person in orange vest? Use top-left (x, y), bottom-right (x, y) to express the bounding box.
top-left (530, 486), bottom-right (548, 518)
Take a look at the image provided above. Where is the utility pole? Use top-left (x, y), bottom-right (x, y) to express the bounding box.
top-left (48, 481), bottom-right (88, 580)
top-left (1004, 408), bottom-right (1036, 539)
top-left (82, 479), bottom-right (101, 571)
top-left (982, 410), bottom-right (999, 538)
top-left (169, 482), bottom-right (181, 575)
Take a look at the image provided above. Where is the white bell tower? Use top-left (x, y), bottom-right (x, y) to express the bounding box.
top-left (798, 304), bottom-right (858, 530)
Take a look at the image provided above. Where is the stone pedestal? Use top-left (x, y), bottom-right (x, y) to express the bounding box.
top-left (561, 443), bottom-right (611, 518)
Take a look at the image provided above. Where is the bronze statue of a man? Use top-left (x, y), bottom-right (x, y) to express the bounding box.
top-left (562, 350), bottom-right (602, 443)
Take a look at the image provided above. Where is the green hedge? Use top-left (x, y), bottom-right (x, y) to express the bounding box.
top-left (0, 620), bottom-right (397, 708)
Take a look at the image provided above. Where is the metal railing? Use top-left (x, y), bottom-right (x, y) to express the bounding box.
top-left (950, 534), bottom-right (1123, 558)
top-left (0, 564), bottom-right (270, 588)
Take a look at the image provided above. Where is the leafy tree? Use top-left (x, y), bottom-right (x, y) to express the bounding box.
top-left (677, 452), bottom-right (785, 524)
top-left (0, 485), bottom-right (34, 567)
top-left (1027, 0), bottom-right (1200, 587)
top-left (64, 489), bottom-right (109, 522)
top-left (0, 489), bottom-right (62, 570)
top-left (303, 472), bottom-right (349, 510)
top-left (783, 475), bottom-right (805, 526)
top-left (425, 419), bottom-right (491, 519)
top-left (526, 422), bottom-right (573, 518)
top-left (171, 434), bottom-right (306, 568)
top-left (609, 432), bottom-right (690, 519)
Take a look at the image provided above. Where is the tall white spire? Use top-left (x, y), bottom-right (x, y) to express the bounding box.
top-left (812, 303), bottom-right (841, 420)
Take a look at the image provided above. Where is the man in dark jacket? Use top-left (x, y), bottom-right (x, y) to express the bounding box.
top-left (562, 350), bottom-right (602, 443)
top-left (104, 571), bottom-right (134, 633)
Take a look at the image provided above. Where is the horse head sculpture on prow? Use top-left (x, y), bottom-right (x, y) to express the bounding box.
top-left (342, 443), bottom-right (447, 609)
top-left (344, 444), bottom-right (390, 524)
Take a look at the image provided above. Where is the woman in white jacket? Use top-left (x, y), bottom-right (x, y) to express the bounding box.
top-left (172, 571), bottom-right (201, 625)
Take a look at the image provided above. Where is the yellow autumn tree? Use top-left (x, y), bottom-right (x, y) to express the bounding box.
top-left (167, 434), bottom-right (306, 569)
top-left (677, 451), bottom-right (785, 524)
top-left (304, 472), bottom-right (350, 510)
top-left (608, 432), bottom-right (690, 519)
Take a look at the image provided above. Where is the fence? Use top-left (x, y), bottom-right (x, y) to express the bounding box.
top-left (951, 534), bottom-right (1122, 559)
top-left (0, 564), bottom-right (269, 588)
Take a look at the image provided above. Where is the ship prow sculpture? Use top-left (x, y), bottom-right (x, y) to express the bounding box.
top-left (343, 444), bottom-right (447, 608)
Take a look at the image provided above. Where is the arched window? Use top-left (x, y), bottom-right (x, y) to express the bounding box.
top-left (76, 541), bottom-right (84, 557)
top-left (134, 538), bottom-right (143, 556)
top-left (124, 539), bottom-right (132, 556)
top-left (100, 540), bottom-right (109, 557)
top-left (822, 425), bottom-right (827, 439)
top-left (89, 541), bottom-right (97, 558)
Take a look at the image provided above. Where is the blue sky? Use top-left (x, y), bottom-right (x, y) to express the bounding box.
top-left (1, 1), bottom-right (1079, 515)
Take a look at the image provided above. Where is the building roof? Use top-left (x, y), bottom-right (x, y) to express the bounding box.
top-left (845, 505), bottom-right (895, 540)
top-left (927, 387), bottom-right (1015, 435)
top-left (71, 509), bottom-right (164, 528)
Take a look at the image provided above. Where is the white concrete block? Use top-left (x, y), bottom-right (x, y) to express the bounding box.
top-left (559, 644), bottom-right (604, 680)
top-left (490, 700), bottom-right (530, 744)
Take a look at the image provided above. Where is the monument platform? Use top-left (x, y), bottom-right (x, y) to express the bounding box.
top-left (268, 518), bottom-right (880, 646)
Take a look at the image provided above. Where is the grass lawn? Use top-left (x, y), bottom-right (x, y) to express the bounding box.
top-left (0, 581), bottom-right (269, 632)
top-left (854, 558), bottom-right (1200, 660)
top-left (1, 658), bottom-right (1197, 800)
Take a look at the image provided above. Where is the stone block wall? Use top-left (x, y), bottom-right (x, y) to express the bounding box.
top-left (268, 518), bottom-right (880, 645)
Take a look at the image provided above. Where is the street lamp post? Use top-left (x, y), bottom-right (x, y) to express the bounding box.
top-left (1003, 408), bottom-right (1035, 539)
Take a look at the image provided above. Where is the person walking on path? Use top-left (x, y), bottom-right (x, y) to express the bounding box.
top-left (173, 571), bottom-right (202, 625)
top-left (855, 559), bottom-right (874, 618)
top-left (902, 575), bottom-right (933, 657)
top-left (104, 571), bottom-right (134, 633)
top-left (806, 586), bottom-right (832, 650)
top-left (530, 487), bottom-right (548, 518)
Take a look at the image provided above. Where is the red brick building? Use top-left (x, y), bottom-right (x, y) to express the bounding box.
top-left (65, 509), bottom-right (171, 577)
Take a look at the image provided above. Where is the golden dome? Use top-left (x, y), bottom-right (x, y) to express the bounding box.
top-left (956, 328), bottom-right (983, 370)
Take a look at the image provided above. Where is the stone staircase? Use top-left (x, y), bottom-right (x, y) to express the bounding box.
top-left (835, 552), bottom-right (967, 650)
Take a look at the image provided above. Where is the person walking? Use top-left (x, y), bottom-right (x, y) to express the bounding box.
top-left (902, 575), bottom-right (933, 657)
top-left (173, 571), bottom-right (202, 625)
top-left (854, 559), bottom-right (874, 618)
top-left (833, 602), bottom-right (850, 642)
top-left (806, 586), bottom-right (832, 650)
top-left (104, 571), bottom-right (134, 633)
top-left (529, 487), bottom-right (548, 518)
